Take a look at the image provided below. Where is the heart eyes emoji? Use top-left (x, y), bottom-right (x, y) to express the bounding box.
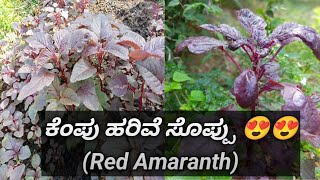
top-left (246, 120), bottom-right (257, 130)
top-left (273, 116), bottom-right (299, 140)
top-left (259, 121), bottom-right (269, 130)
top-left (275, 120), bottom-right (286, 130)
top-left (245, 116), bottom-right (299, 140)
top-left (245, 116), bottom-right (270, 140)
top-left (288, 120), bottom-right (298, 130)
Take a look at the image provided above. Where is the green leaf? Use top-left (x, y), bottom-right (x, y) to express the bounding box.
top-left (173, 71), bottom-right (193, 82)
top-left (208, 5), bottom-right (222, 14)
top-left (189, 90), bottom-right (205, 102)
top-left (168, 0), bottom-right (180, 7)
top-left (183, 3), bottom-right (209, 17)
top-left (95, 85), bottom-right (110, 110)
top-left (165, 82), bottom-right (182, 92)
top-left (180, 103), bottom-right (192, 110)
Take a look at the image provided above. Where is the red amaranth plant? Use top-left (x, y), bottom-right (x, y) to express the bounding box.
top-left (175, 9), bottom-right (320, 147)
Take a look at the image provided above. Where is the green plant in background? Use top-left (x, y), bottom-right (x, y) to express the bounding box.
top-left (316, 167), bottom-right (320, 179)
top-left (165, 0), bottom-right (234, 111)
top-left (0, 0), bottom-right (39, 39)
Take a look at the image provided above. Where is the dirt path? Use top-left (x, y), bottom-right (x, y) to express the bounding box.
top-left (88, 0), bottom-right (161, 39)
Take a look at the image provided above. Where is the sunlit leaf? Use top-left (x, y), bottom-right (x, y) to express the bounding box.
top-left (70, 58), bottom-right (97, 83)
top-left (17, 69), bottom-right (55, 101)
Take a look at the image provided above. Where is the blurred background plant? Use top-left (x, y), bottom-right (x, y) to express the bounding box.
top-left (165, 0), bottom-right (320, 179)
top-left (0, 0), bottom-right (39, 39)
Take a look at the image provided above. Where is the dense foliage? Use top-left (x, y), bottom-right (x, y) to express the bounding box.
top-left (0, 0), bottom-right (164, 179)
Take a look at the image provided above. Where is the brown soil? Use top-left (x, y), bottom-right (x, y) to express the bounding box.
top-left (88, 0), bottom-right (160, 39)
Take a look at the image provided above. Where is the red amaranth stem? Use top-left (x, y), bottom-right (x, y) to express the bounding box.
top-left (265, 40), bottom-right (275, 49)
top-left (54, 13), bottom-right (62, 29)
top-left (96, 51), bottom-right (105, 92)
top-left (241, 45), bottom-right (254, 62)
top-left (270, 45), bottom-right (284, 62)
top-left (52, 53), bottom-right (68, 85)
top-left (219, 47), bottom-right (243, 72)
top-left (139, 80), bottom-right (145, 112)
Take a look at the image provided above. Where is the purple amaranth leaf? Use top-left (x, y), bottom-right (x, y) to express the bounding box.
top-left (281, 83), bottom-right (320, 136)
top-left (46, 101), bottom-right (66, 111)
top-left (70, 58), bottom-right (97, 83)
top-left (144, 36), bottom-right (165, 58)
top-left (136, 58), bottom-right (164, 95)
top-left (27, 93), bottom-right (46, 122)
top-left (0, 135), bottom-right (30, 163)
top-left (120, 30), bottom-right (146, 49)
top-left (129, 49), bottom-right (157, 62)
top-left (53, 29), bottom-right (70, 54)
top-left (232, 69), bottom-right (258, 108)
top-left (0, 150), bottom-right (15, 164)
top-left (117, 40), bottom-right (141, 50)
top-left (146, 92), bottom-right (162, 105)
top-left (174, 36), bottom-right (226, 54)
top-left (200, 24), bottom-right (246, 50)
top-left (6, 88), bottom-right (18, 101)
top-left (107, 73), bottom-right (128, 97)
top-left (105, 40), bottom-right (129, 60)
top-left (301, 130), bottom-right (320, 148)
top-left (88, 13), bottom-right (114, 40)
top-left (76, 80), bottom-right (100, 111)
top-left (10, 164), bottom-right (25, 180)
top-left (13, 124), bottom-right (24, 138)
top-left (266, 23), bottom-right (320, 60)
top-left (257, 48), bottom-right (271, 58)
top-left (18, 145), bottom-right (31, 160)
top-left (237, 8), bottom-right (267, 45)
top-left (31, 154), bottom-right (41, 169)
top-left (26, 32), bottom-right (54, 50)
top-left (68, 29), bottom-right (95, 53)
top-left (264, 23), bottom-right (300, 46)
top-left (17, 68), bottom-right (55, 101)
top-left (59, 88), bottom-right (81, 106)
top-left (17, 64), bottom-right (32, 74)
top-left (260, 61), bottom-right (280, 81)
top-left (35, 49), bottom-right (54, 66)
top-left (0, 165), bottom-right (6, 180)
top-left (0, 98), bottom-right (9, 110)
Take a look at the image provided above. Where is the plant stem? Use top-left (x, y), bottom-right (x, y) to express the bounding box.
top-left (251, 104), bottom-right (256, 111)
top-left (139, 80), bottom-right (145, 112)
top-left (219, 47), bottom-right (243, 72)
top-left (241, 45), bottom-right (254, 62)
top-left (270, 45), bottom-right (284, 62)
top-left (174, 92), bottom-right (182, 107)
